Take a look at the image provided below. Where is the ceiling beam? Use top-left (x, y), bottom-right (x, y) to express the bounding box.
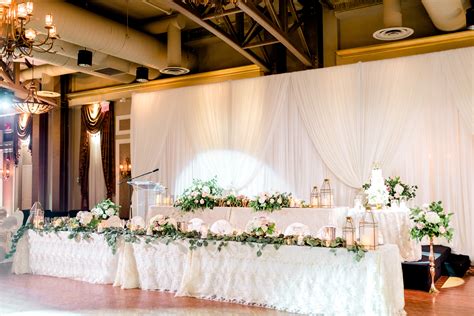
top-left (236, 0), bottom-right (313, 67)
top-left (165, 0), bottom-right (270, 72)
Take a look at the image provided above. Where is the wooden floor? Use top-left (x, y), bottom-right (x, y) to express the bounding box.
top-left (1, 262), bottom-right (473, 315)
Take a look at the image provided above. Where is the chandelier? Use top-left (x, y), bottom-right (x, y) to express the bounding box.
top-left (12, 81), bottom-right (55, 114)
top-left (0, 0), bottom-right (58, 59)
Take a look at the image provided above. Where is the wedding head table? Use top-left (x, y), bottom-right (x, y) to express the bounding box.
top-left (12, 230), bottom-right (406, 315)
top-left (148, 205), bottom-right (421, 262)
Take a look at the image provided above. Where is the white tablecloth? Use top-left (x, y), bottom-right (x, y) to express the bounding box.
top-left (148, 206), bottom-right (349, 236)
top-left (12, 231), bottom-right (405, 315)
top-left (12, 230), bottom-right (119, 284)
top-left (348, 208), bottom-right (422, 262)
top-left (132, 239), bottom-right (405, 315)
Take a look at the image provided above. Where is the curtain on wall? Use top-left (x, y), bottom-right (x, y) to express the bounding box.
top-left (131, 47), bottom-right (473, 258)
top-left (13, 113), bottom-right (33, 165)
top-left (79, 103), bottom-right (115, 210)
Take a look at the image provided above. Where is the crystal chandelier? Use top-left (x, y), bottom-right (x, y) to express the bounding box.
top-left (0, 0), bottom-right (58, 59)
top-left (12, 81), bottom-right (55, 114)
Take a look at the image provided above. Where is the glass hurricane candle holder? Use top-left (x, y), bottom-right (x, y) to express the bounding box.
top-left (310, 186), bottom-right (319, 208)
top-left (359, 208), bottom-right (378, 250)
top-left (343, 216), bottom-right (355, 247)
top-left (320, 179), bottom-right (334, 208)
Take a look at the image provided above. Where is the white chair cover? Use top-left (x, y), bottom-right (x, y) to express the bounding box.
top-left (188, 218), bottom-right (204, 232)
top-left (284, 222), bottom-right (311, 236)
top-left (210, 219), bottom-right (233, 235)
top-left (131, 216), bottom-right (145, 229)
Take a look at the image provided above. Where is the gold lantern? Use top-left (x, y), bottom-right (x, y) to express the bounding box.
top-left (320, 179), bottom-right (333, 208)
top-left (30, 201), bottom-right (45, 229)
top-left (310, 186), bottom-right (320, 208)
top-left (342, 216), bottom-right (355, 247)
top-left (359, 208), bottom-right (378, 250)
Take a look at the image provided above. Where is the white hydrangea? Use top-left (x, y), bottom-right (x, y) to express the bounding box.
top-left (425, 211), bottom-right (441, 224)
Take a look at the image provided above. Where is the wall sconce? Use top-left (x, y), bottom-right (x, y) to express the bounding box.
top-left (119, 157), bottom-right (132, 179)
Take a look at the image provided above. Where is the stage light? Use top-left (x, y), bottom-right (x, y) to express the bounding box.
top-left (136, 66), bottom-right (149, 83)
top-left (77, 49), bottom-right (92, 67)
top-left (467, 7), bottom-right (474, 30)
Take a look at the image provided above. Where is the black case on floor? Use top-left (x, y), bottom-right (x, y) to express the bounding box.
top-left (443, 253), bottom-right (471, 277)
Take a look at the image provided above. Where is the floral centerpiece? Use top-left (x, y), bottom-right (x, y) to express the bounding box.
top-left (148, 214), bottom-right (178, 235)
top-left (174, 178), bottom-right (223, 212)
top-left (409, 201), bottom-right (453, 293)
top-left (363, 175), bottom-right (417, 207)
top-left (220, 194), bottom-right (248, 207)
top-left (91, 199), bottom-right (120, 220)
top-left (385, 176), bottom-right (417, 207)
top-left (246, 216), bottom-right (276, 237)
top-left (249, 191), bottom-right (291, 212)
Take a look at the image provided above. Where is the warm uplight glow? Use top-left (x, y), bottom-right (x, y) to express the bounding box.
top-left (90, 102), bottom-right (101, 120)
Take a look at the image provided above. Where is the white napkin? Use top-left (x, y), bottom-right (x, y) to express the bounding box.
top-left (284, 222), bottom-right (310, 236)
top-left (188, 218), bottom-right (204, 232)
top-left (210, 219), bottom-right (233, 235)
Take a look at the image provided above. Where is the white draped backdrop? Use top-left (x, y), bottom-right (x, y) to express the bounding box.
top-left (131, 47), bottom-right (474, 258)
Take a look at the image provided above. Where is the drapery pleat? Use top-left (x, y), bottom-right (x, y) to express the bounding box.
top-left (13, 113), bottom-right (33, 165)
top-left (79, 103), bottom-right (115, 210)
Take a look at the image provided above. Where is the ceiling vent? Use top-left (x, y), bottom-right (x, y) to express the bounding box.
top-left (373, 27), bottom-right (414, 40)
top-left (160, 66), bottom-right (190, 76)
top-left (94, 67), bottom-right (125, 76)
top-left (373, 0), bottom-right (414, 41)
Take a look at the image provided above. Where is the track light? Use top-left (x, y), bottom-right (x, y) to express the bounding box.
top-left (467, 7), bottom-right (474, 30)
top-left (136, 66), bottom-right (149, 83)
top-left (77, 49), bottom-right (92, 67)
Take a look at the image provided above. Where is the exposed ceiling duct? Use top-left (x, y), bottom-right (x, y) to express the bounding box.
top-left (28, 1), bottom-right (196, 73)
top-left (27, 52), bottom-right (135, 83)
top-left (421, 0), bottom-right (470, 31)
top-left (373, 0), bottom-right (414, 41)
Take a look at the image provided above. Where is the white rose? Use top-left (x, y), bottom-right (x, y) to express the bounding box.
top-left (270, 198), bottom-right (275, 204)
top-left (226, 200), bottom-right (231, 205)
top-left (258, 197), bottom-right (266, 204)
top-left (394, 184), bottom-right (404, 195)
top-left (439, 226), bottom-right (446, 234)
top-left (277, 198), bottom-right (282, 204)
top-left (194, 199), bottom-right (199, 204)
top-left (202, 186), bottom-right (210, 194)
top-left (200, 199), bottom-right (205, 205)
top-left (202, 192), bottom-right (208, 198)
top-left (425, 211), bottom-right (441, 224)
top-left (106, 208), bottom-right (116, 216)
top-left (80, 212), bottom-right (93, 225)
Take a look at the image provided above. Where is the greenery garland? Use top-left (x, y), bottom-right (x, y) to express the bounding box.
top-left (5, 224), bottom-right (367, 262)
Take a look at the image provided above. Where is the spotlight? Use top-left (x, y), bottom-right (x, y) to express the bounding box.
top-left (77, 49), bottom-right (92, 67)
top-left (467, 7), bottom-right (474, 30)
top-left (136, 66), bottom-right (149, 83)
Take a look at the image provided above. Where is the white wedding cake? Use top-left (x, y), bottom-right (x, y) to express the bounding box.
top-left (365, 167), bottom-right (389, 207)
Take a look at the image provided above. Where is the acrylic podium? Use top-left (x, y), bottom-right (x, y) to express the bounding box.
top-left (128, 181), bottom-right (165, 219)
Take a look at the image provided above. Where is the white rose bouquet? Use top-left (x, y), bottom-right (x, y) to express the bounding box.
top-left (249, 191), bottom-right (291, 212)
top-left (246, 216), bottom-right (277, 236)
top-left (364, 176), bottom-right (417, 207)
top-left (409, 201), bottom-right (453, 242)
top-left (91, 199), bottom-right (120, 220)
top-left (174, 177), bottom-right (223, 212)
top-left (149, 214), bottom-right (178, 235)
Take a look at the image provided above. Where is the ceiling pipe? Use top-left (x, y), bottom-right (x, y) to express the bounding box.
top-left (421, 0), bottom-right (470, 31)
top-left (383, 0), bottom-right (402, 27)
top-left (49, 39), bottom-right (161, 78)
top-left (28, 52), bottom-right (135, 83)
top-left (29, 0), bottom-right (196, 72)
top-left (20, 64), bottom-right (76, 81)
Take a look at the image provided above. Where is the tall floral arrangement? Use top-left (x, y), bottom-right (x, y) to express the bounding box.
top-left (174, 178), bottom-right (223, 212)
top-left (249, 191), bottom-right (291, 212)
top-left (409, 201), bottom-right (453, 242)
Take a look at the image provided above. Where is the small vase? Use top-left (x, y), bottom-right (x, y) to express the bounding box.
top-left (429, 237), bottom-right (439, 294)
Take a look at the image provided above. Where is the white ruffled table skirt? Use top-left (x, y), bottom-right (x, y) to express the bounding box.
top-left (13, 231), bottom-right (405, 315)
